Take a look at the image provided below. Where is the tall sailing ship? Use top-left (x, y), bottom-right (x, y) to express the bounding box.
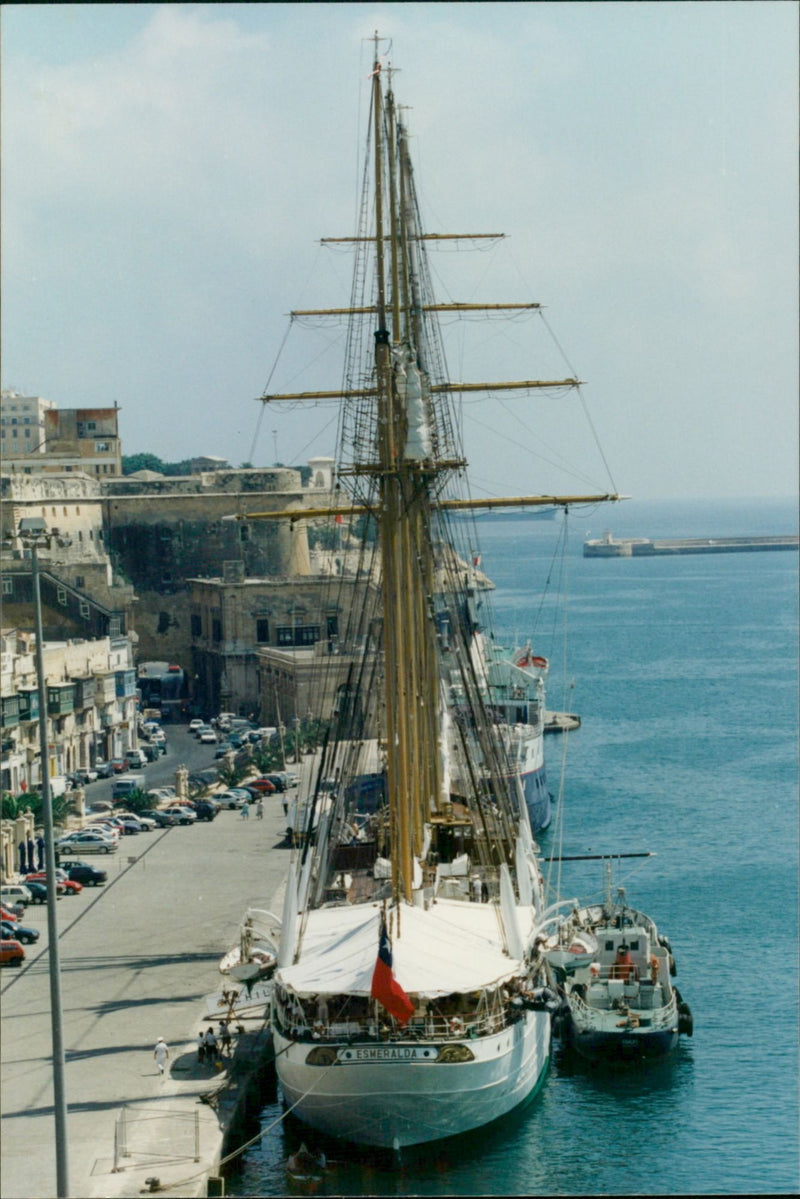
top-left (252, 39), bottom-right (619, 1149)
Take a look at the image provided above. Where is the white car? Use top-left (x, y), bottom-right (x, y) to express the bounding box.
top-left (148, 787), bottom-right (176, 802)
top-left (188, 719), bottom-right (204, 732)
top-left (86, 821), bottom-right (122, 841)
top-left (1, 884), bottom-right (32, 906)
top-left (56, 830), bottom-right (118, 855)
top-left (162, 805), bottom-right (197, 825)
top-left (114, 811), bottom-right (157, 830)
top-left (198, 729), bottom-right (218, 744)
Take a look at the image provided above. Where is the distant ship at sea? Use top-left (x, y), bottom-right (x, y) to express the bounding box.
top-left (451, 507), bottom-right (557, 522)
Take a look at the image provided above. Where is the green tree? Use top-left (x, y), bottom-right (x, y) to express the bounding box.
top-left (2, 790), bottom-right (78, 826)
top-left (120, 789), bottom-right (152, 815)
top-left (121, 453), bottom-right (166, 475)
top-left (217, 758), bottom-right (249, 788)
top-left (252, 742), bottom-right (285, 773)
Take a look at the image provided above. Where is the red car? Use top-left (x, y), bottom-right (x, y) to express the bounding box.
top-left (1, 906), bottom-right (20, 924)
top-left (246, 777), bottom-right (277, 794)
top-left (110, 759), bottom-right (128, 773)
top-left (25, 871), bottom-right (82, 896)
top-left (0, 939), bottom-right (25, 967)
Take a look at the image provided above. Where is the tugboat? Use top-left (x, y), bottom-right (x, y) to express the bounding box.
top-left (547, 866), bottom-right (693, 1063)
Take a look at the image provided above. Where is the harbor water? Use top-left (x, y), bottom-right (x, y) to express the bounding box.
top-left (229, 497), bottom-right (799, 1196)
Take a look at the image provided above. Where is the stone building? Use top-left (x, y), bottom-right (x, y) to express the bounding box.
top-left (188, 567), bottom-right (374, 720)
top-left (1, 393), bottom-right (122, 478)
top-left (0, 629), bottom-right (138, 795)
top-left (0, 473), bottom-right (136, 641)
top-left (0, 389), bottom-right (55, 459)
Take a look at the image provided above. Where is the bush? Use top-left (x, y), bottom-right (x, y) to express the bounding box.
top-left (120, 789), bottom-right (153, 815)
top-left (217, 759), bottom-right (248, 788)
top-left (2, 790), bottom-right (77, 825)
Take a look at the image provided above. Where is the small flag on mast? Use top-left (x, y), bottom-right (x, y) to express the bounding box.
top-left (370, 917), bottom-right (414, 1027)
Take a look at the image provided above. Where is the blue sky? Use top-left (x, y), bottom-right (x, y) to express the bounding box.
top-left (2, 2), bottom-right (797, 500)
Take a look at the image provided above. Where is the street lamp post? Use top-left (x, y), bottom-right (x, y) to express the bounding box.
top-left (17, 516), bottom-right (70, 1197)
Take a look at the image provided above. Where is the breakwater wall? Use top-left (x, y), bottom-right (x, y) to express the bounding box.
top-left (583, 535), bottom-right (799, 558)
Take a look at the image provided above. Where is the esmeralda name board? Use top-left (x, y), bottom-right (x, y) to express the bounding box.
top-left (339, 1045), bottom-right (435, 1061)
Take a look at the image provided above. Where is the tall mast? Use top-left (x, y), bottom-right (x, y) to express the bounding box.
top-left (372, 52), bottom-right (444, 905)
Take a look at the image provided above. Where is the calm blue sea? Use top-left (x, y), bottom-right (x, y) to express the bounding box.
top-left (229, 497), bottom-right (799, 1197)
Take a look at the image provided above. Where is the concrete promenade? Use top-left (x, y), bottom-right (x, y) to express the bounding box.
top-left (1, 780), bottom-right (291, 1199)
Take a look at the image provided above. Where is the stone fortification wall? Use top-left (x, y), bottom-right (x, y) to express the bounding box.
top-left (98, 469), bottom-right (312, 665)
top-left (101, 468), bottom-right (305, 587)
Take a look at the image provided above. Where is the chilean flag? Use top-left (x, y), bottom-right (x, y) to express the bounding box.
top-left (370, 918), bottom-right (414, 1027)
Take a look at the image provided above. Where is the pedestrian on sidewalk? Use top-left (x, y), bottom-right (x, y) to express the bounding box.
top-left (241, 800), bottom-right (250, 820)
top-left (255, 799), bottom-right (264, 820)
top-left (154, 1037), bottom-right (170, 1075)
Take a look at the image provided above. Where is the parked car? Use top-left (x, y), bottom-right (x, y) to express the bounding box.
top-left (69, 767), bottom-right (98, 786)
top-left (0, 884), bottom-right (32, 907)
top-left (215, 743), bottom-right (235, 758)
top-left (189, 769), bottom-right (219, 791)
top-left (1, 919), bottom-right (39, 944)
top-left (1, 905), bottom-right (21, 923)
top-left (93, 760), bottom-right (115, 779)
top-left (214, 790), bottom-right (244, 809)
top-left (86, 820), bottom-right (122, 841)
top-left (191, 799), bottom-right (219, 822)
top-left (110, 758), bottom-right (128, 773)
top-left (124, 749), bottom-right (147, 770)
top-left (92, 817), bottom-right (137, 836)
top-left (0, 939), bottom-right (25, 967)
top-left (140, 809), bottom-right (177, 828)
top-left (115, 811), bottom-right (157, 831)
top-left (25, 872), bottom-right (75, 896)
top-left (56, 831), bottom-right (118, 855)
top-left (162, 805), bottom-right (197, 825)
top-left (245, 777), bottom-right (277, 795)
top-left (259, 773), bottom-right (287, 792)
top-left (57, 860), bottom-right (108, 886)
top-left (21, 881), bottom-right (49, 904)
top-left (214, 789), bottom-right (252, 810)
top-left (147, 787), bottom-right (177, 803)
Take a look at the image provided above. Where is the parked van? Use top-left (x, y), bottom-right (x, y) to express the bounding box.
top-left (0, 884), bottom-right (32, 907)
top-left (125, 749), bottom-right (147, 769)
top-left (112, 774), bottom-right (140, 800)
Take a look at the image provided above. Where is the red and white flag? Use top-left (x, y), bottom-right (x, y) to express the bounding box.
top-left (370, 917), bottom-right (414, 1026)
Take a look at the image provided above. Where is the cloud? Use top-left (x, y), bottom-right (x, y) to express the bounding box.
top-left (2, 3), bottom-right (797, 497)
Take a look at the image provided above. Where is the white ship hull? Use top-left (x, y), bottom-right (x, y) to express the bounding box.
top-left (274, 1010), bottom-right (550, 1148)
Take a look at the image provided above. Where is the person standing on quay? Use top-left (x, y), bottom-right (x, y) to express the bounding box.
top-left (154, 1037), bottom-right (170, 1075)
top-left (241, 800), bottom-right (250, 820)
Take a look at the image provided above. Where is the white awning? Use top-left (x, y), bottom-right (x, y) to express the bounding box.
top-left (278, 900), bottom-right (535, 998)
